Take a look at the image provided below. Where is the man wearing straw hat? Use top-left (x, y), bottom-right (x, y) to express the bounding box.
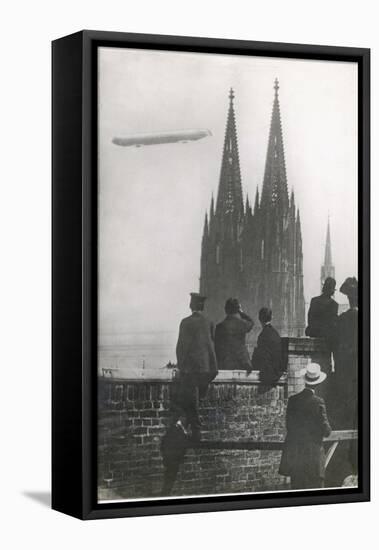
top-left (279, 363), bottom-right (332, 490)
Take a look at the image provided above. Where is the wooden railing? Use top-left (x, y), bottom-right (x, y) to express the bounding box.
top-left (192, 430), bottom-right (357, 451)
top-left (161, 430), bottom-right (357, 495)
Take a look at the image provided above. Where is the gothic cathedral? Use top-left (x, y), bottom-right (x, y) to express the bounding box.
top-left (199, 81), bottom-right (305, 340)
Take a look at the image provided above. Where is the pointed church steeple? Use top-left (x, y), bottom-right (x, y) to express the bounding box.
top-left (324, 215), bottom-right (332, 266)
top-left (260, 78), bottom-right (289, 212)
top-left (202, 211), bottom-right (209, 238)
top-left (290, 188), bottom-right (295, 213)
top-left (245, 194), bottom-right (251, 215)
top-left (200, 83), bottom-right (305, 339)
top-left (254, 186), bottom-right (260, 216)
top-left (321, 216), bottom-right (335, 290)
top-left (215, 88), bottom-right (244, 224)
top-left (210, 194), bottom-right (215, 218)
top-left (296, 208), bottom-right (302, 234)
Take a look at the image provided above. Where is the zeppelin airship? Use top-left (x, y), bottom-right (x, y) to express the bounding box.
top-left (112, 128), bottom-right (212, 147)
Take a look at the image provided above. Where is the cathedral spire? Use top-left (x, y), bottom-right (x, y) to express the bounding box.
top-left (200, 85), bottom-right (305, 337)
top-left (203, 211), bottom-right (208, 237)
top-left (215, 88), bottom-right (244, 223)
top-left (324, 215), bottom-right (332, 265)
top-left (296, 208), bottom-right (301, 231)
top-left (260, 79), bottom-right (289, 211)
top-left (321, 215), bottom-right (335, 290)
top-left (290, 188), bottom-right (295, 209)
top-left (245, 194), bottom-right (250, 214)
top-left (254, 186), bottom-right (260, 216)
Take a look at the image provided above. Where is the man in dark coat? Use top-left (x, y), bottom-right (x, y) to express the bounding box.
top-left (305, 277), bottom-right (338, 340)
top-left (305, 277), bottom-right (338, 407)
top-left (214, 298), bottom-right (254, 371)
top-left (332, 277), bottom-right (358, 429)
top-left (325, 277), bottom-right (358, 487)
top-left (279, 363), bottom-right (331, 490)
top-left (249, 308), bottom-right (283, 388)
top-left (172, 292), bottom-right (218, 442)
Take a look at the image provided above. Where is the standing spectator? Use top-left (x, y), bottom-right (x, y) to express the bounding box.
top-left (325, 277), bottom-right (358, 487)
top-left (279, 363), bottom-right (331, 490)
top-left (306, 277), bottom-right (338, 340)
top-left (305, 277), bottom-right (339, 408)
top-left (332, 277), bottom-right (358, 429)
top-left (214, 298), bottom-right (254, 371)
top-left (250, 307), bottom-right (283, 389)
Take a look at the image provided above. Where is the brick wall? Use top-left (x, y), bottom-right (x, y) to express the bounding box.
top-left (98, 337), bottom-right (325, 501)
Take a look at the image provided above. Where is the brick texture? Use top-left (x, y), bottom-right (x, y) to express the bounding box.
top-left (98, 338), bottom-right (327, 500)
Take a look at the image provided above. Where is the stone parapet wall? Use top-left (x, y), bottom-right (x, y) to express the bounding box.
top-left (98, 337), bottom-right (327, 501)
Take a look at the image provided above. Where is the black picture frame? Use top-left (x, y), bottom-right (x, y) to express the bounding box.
top-left (52, 30), bottom-right (370, 520)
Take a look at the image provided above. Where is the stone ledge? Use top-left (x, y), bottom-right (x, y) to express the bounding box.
top-left (282, 336), bottom-right (328, 354)
top-left (99, 370), bottom-right (287, 385)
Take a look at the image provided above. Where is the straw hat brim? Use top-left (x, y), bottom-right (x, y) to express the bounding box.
top-left (300, 368), bottom-right (327, 385)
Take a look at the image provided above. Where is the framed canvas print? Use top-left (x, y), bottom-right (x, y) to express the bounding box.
top-left (52, 30), bottom-right (370, 519)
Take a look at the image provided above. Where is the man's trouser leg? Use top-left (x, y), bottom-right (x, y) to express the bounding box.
top-left (172, 375), bottom-right (199, 428)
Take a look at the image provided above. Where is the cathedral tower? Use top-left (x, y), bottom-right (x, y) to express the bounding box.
top-left (200, 88), bottom-right (245, 322)
top-left (200, 82), bottom-right (305, 347)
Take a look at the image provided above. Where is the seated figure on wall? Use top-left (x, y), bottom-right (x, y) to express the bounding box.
top-left (172, 292), bottom-right (218, 443)
top-left (249, 307), bottom-right (284, 390)
top-left (214, 298), bottom-right (254, 371)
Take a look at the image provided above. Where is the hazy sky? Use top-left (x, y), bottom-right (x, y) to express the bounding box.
top-left (98, 47), bottom-right (358, 339)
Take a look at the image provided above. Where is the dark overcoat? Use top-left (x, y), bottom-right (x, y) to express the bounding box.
top-left (251, 323), bottom-right (283, 384)
top-left (279, 388), bottom-right (331, 480)
top-left (331, 308), bottom-right (358, 429)
top-left (305, 294), bottom-right (338, 339)
top-left (215, 314), bottom-right (253, 371)
top-left (176, 312), bottom-right (218, 382)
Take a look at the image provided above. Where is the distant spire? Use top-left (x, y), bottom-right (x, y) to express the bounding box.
top-left (245, 194), bottom-right (250, 213)
top-left (274, 77), bottom-right (279, 97)
top-left (260, 79), bottom-right (289, 211)
top-left (321, 215), bottom-right (335, 290)
top-left (215, 89), bottom-right (244, 223)
top-left (324, 215), bottom-right (332, 266)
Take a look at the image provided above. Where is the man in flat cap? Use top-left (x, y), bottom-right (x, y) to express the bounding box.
top-left (279, 363), bottom-right (331, 490)
top-left (215, 298), bottom-right (254, 371)
top-left (172, 293), bottom-right (218, 442)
